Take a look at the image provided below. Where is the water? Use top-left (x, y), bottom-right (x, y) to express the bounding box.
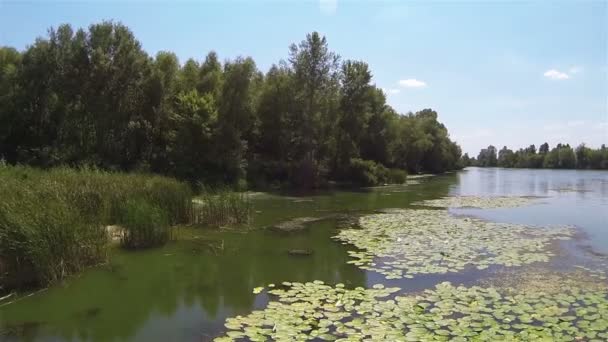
top-left (0, 168), bottom-right (606, 341)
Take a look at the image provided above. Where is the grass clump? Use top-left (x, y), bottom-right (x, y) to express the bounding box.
top-left (119, 199), bottom-right (171, 249)
top-left (0, 165), bottom-right (192, 290)
top-left (0, 172), bottom-right (108, 288)
top-left (193, 187), bottom-right (252, 227)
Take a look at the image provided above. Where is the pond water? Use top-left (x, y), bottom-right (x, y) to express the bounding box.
top-left (0, 167), bottom-right (606, 341)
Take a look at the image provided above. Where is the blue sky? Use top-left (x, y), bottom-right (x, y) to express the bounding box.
top-left (1, 0), bottom-right (606, 155)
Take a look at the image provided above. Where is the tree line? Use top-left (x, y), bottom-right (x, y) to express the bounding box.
top-left (463, 143), bottom-right (608, 169)
top-left (0, 21), bottom-right (463, 188)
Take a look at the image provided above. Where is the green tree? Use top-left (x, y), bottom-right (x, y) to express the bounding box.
top-left (477, 145), bottom-right (497, 167)
top-left (216, 57), bottom-right (258, 184)
top-left (287, 32), bottom-right (340, 187)
top-left (334, 60), bottom-right (373, 176)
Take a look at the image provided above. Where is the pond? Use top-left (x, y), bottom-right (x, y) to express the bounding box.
top-left (0, 167), bottom-right (606, 341)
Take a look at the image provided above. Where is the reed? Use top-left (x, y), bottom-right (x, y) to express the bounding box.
top-left (0, 165), bottom-right (192, 289)
top-left (192, 187), bottom-right (252, 227)
top-left (119, 199), bottom-right (171, 249)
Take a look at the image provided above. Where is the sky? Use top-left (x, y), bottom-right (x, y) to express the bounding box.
top-left (1, 0), bottom-right (607, 155)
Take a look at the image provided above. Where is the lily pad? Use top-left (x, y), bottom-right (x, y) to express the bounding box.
top-left (333, 208), bottom-right (573, 279)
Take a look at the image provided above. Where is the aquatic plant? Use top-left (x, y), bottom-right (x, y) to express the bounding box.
top-left (415, 195), bottom-right (537, 209)
top-left (575, 264), bottom-right (608, 281)
top-left (192, 188), bottom-right (252, 227)
top-left (0, 166), bottom-right (192, 289)
top-left (333, 209), bottom-right (573, 279)
top-left (0, 175), bottom-right (108, 288)
top-left (215, 281), bottom-right (608, 341)
top-left (119, 199), bottom-right (171, 249)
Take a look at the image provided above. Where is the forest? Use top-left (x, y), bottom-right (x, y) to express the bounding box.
top-left (465, 143), bottom-right (608, 169)
top-left (0, 21), bottom-right (463, 189)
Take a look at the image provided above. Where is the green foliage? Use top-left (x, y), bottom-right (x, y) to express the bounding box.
top-left (0, 23), bottom-right (465, 190)
top-left (477, 145), bottom-right (498, 167)
top-left (0, 165), bottom-right (192, 289)
top-left (193, 188), bottom-right (252, 227)
top-left (387, 168), bottom-right (408, 184)
top-left (119, 199), bottom-right (170, 249)
top-left (476, 142), bottom-right (608, 170)
top-left (0, 167), bottom-right (107, 288)
top-left (348, 158), bottom-right (393, 186)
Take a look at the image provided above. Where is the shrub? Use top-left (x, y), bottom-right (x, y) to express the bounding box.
top-left (387, 168), bottom-right (408, 184)
top-left (348, 158), bottom-right (382, 186)
top-left (347, 159), bottom-right (406, 186)
top-left (119, 199), bottom-right (170, 249)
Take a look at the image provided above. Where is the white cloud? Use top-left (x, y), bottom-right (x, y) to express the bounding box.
top-left (569, 66), bottom-right (583, 74)
top-left (383, 88), bottom-right (400, 95)
top-left (543, 69), bottom-right (569, 80)
top-left (319, 0), bottom-right (337, 15)
top-left (398, 79), bottom-right (427, 88)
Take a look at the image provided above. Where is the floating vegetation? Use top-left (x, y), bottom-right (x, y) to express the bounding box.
top-left (287, 249), bottom-right (313, 256)
top-left (407, 174), bottom-right (435, 179)
top-left (270, 217), bottom-right (322, 233)
top-left (550, 187), bottom-right (593, 193)
top-left (480, 266), bottom-right (607, 295)
top-left (575, 264), bottom-right (608, 281)
top-left (215, 281), bottom-right (608, 341)
top-left (415, 195), bottom-right (537, 209)
top-left (333, 209), bottom-right (573, 279)
top-left (271, 214), bottom-right (348, 233)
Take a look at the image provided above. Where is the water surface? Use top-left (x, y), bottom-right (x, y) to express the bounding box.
top-left (1, 167), bottom-right (606, 341)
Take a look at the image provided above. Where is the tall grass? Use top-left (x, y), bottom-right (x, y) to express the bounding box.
top-left (0, 165), bottom-right (192, 289)
top-left (119, 199), bottom-right (171, 249)
top-left (192, 187), bottom-right (252, 227)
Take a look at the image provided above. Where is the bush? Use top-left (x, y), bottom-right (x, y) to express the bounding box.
top-left (119, 199), bottom-right (170, 249)
top-left (347, 159), bottom-right (407, 186)
top-left (348, 158), bottom-right (381, 186)
top-left (387, 168), bottom-right (407, 184)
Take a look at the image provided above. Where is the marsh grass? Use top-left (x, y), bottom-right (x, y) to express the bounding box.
top-left (119, 199), bottom-right (171, 249)
top-left (0, 165), bottom-right (192, 289)
top-left (193, 187), bottom-right (252, 227)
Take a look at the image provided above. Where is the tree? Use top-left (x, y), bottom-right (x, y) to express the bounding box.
top-left (334, 60), bottom-right (373, 176)
top-left (287, 31), bottom-right (340, 187)
top-left (167, 90), bottom-right (217, 183)
top-left (254, 63), bottom-right (294, 180)
top-left (1, 24), bottom-right (469, 189)
top-left (216, 57), bottom-right (258, 184)
top-left (498, 146), bottom-right (515, 167)
top-left (477, 145), bottom-right (497, 167)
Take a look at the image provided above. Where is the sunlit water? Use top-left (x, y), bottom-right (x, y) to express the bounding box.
top-left (0, 167), bottom-right (606, 341)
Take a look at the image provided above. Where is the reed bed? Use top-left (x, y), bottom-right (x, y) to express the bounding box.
top-left (0, 165), bottom-right (192, 289)
top-left (119, 199), bottom-right (171, 249)
top-left (192, 187), bottom-right (252, 227)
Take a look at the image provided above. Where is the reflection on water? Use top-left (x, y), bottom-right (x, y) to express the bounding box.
top-left (452, 167), bottom-right (608, 254)
top-left (1, 168), bottom-right (606, 341)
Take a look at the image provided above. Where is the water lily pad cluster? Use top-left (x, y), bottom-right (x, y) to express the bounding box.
top-left (415, 196), bottom-right (537, 209)
top-left (576, 264), bottom-right (608, 281)
top-left (215, 281), bottom-right (608, 341)
top-left (333, 209), bottom-right (573, 279)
